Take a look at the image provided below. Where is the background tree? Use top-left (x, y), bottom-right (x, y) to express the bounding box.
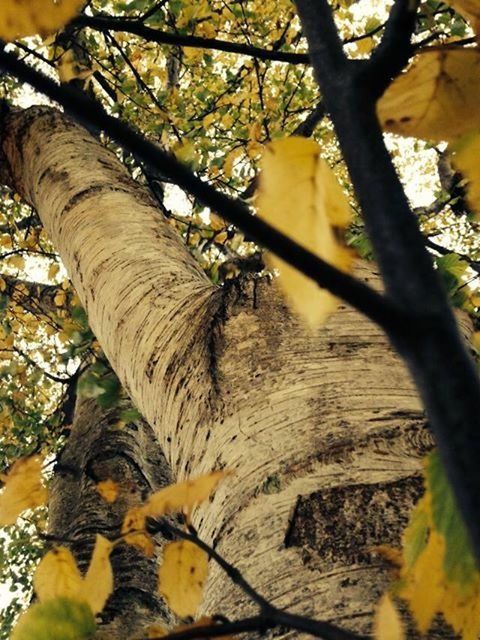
top-left (0, 0), bottom-right (479, 638)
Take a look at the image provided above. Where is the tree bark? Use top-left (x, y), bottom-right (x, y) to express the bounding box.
top-left (49, 395), bottom-right (175, 639)
top-left (0, 106), bottom-right (464, 635)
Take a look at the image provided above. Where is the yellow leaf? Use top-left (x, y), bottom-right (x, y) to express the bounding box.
top-left (124, 530), bottom-right (155, 556)
top-left (0, 455), bottom-right (48, 526)
top-left (399, 531), bottom-right (446, 633)
top-left (215, 231), bottom-right (228, 244)
top-left (122, 505), bottom-right (147, 534)
top-left (8, 254), bottom-right (25, 271)
top-left (355, 37), bottom-right (375, 56)
top-left (202, 113), bottom-right (216, 128)
top-left (473, 331), bottom-right (480, 352)
top-left (48, 263), bottom-right (60, 281)
top-left (79, 535), bottom-right (113, 615)
top-left (57, 49), bottom-right (93, 84)
top-left (174, 140), bottom-right (198, 166)
top-left (34, 537), bottom-right (113, 616)
top-left (257, 137), bottom-right (354, 327)
top-left (451, 130), bottom-right (480, 217)
top-left (0, 235), bottom-right (13, 249)
top-left (144, 471), bottom-right (227, 518)
top-left (440, 579), bottom-right (480, 639)
top-left (34, 547), bottom-right (83, 602)
top-left (54, 290), bottom-right (67, 307)
top-left (210, 214), bottom-right (225, 231)
top-left (96, 479), bottom-right (120, 503)
top-left (374, 595), bottom-right (405, 640)
top-left (0, 0), bottom-right (84, 41)
top-left (377, 48), bottom-right (480, 143)
top-left (0, 277), bottom-right (6, 292)
top-left (158, 541), bottom-right (209, 618)
top-left (184, 47), bottom-right (204, 62)
top-left (121, 506), bottom-right (155, 556)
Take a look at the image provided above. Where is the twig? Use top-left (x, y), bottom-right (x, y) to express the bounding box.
top-left (152, 520), bottom-right (273, 612)
top-left (148, 616), bottom-right (273, 640)
top-left (149, 520), bottom-right (365, 640)
top-left (72, 15), bottom-right (310, 65)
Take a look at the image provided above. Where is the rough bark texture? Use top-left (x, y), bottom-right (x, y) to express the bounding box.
top-left (1, 107), bottom-right (468, 635)
top-left (49, 396), bottom-right (175, 639)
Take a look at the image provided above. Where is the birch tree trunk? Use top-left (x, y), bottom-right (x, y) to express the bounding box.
top-left (0, 106), bottom-right (449, 635)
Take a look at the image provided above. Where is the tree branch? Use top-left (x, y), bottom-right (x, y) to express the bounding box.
top-left (364, 0), bottom-right (419, 97)
top-left (72, 15), bottom-right (310, 65)
top-left (0, 48), bottom-right (407, 335)
top-left (148, 616), bottom-right (274, 640)
top-left (294, 0), bottom-right (480, 561)
top-left (152, 520), bottom-right (274, 613)
top-left (150, 520), bottom-right (365, 640)
top-left (425, 238), bottom-right (480, 274)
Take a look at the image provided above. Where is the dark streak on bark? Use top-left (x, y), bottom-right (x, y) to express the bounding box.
top-left (60, 184), bottom-right (132, 216)
top-left (284, 476), bottom-right (423, 568)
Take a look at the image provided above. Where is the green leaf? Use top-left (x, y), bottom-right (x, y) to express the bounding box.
top-left (436, 253), bottom-right (469, 280)
top-left (11, 597), bottom-right (96, 640)
top-left (403, 498), bottom-right (429, 570)
top-left (426, 451), bottom-right (478, 587)
top-left (120, 407), bottom-right (142, 422)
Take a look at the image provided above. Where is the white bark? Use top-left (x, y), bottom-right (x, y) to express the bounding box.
top-left (2, 107), bottom-right (462, 634)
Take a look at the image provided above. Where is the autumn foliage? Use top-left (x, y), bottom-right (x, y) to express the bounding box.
top-left (0, 0), bottom-right (480, 639)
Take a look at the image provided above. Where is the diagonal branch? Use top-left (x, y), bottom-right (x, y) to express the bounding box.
top-left (150, 520), bottom-right (365, 640)
top-left (294, 0), bottom-right (480, 562)
top-left (72, 15), bottom-right (310, 64)
top-left (365, 0), bottom-right (419, 97)
top-left (0, 48), bottom-right (407, 335)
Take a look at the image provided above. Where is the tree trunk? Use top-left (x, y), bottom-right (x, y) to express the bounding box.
top-left (49, 396), bottom-right (174, 639)
top-left (0, 106), bottom-right (455, 635)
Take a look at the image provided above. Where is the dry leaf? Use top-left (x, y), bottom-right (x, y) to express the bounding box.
top-left (0, 0), bottom-right (84, 41)
top-left (158, 540), bottom-right (209, 618)
top-left (96, 479), bottom-right (120, 503)
top-left (257, 136), bottom-right (354, 327)
top-left (121, 506), bottom-right (155, 556)
top-left (399, 531), bottom-right (446, 633)
top-left (144, 471), bottom-right (227, 518)
top-left (377, 48), bottom-right (480, 143)
top-left (34, 537), bottom-right (113, 616)
top-left (0, 455), bottom-right (48, 526)
top-left (79, 535), bottom-right (113, 614)
top-left (451, 131), bottom-right (480, 217)
top-left (374, 595), bottom-right (405, 640)
top-left (34, 547), bottom-right (83, 602)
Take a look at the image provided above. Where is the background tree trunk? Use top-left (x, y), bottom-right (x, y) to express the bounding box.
top-left (1, 106), bottom-right (466, 635)
top-left (49, 395), bottom-right (175, 639)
